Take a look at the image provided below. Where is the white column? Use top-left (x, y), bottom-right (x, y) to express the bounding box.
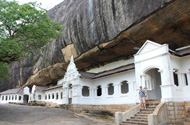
top-left (117, 83), bottom-right (121, 94)
top-left (162, 54), bottom-right (174, 86)
top-left (177, 72), bottom-right (183, 86)
top-left (105, 86), bottom-right (108, 96)
top-left (187, 72), bottom-right (190, 86)
top-left (90, 88), bottom-right (93, 97)
top-left (141, 74), bottom-right (146, 88)
top-left (113, 83), bottom-right (120, 103)
top-left (101, 85), bottom-right (106, 97)
top-left (94, 88), bottom-right (96, 97)
top-left (159, 65), bottom-right (174, 102)
top-left (128, 81), bottom-right (133, 92)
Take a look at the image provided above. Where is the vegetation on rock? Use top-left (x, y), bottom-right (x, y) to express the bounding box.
top-left (0, 0), bottom-right (63, 81)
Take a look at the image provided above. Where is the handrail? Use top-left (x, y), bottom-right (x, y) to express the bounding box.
top-left (148, 102), bottom-right (167, 125)
top-left (115, 104), bottom-right (141, 125)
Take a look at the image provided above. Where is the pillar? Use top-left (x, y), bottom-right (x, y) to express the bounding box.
top-left (187, 72), bottom-right (190, 86)
top-left (90, 88), bottom-right (93, 97)
top-left (101, 85), bottom-right (106, 99)
top-left (141, 74), bottom-right (146, 88)
top-left (161, 54), bottom-right (174, 86)
top-left (114, 83), bottom-right (120, 97)
top-left (176, 72), bottom-right (183, 86)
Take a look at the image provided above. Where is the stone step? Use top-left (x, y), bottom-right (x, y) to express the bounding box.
top-left (127, 118), bottom-right (148, 122)
top-left (146, 102), bottom-right (159, 104)
top-left (146, 105), bottom-right (158, 108)
top-left (135, 114), bottom-right (148, 117)
top-left (140, 108), bottom-right (154, 111)
top-left (131, 116), bottom-right (148, 120)
top-left (122, 121), bottom-right (148, 125)
top-left (140, 109), bottom-right (154, 113)
top-left (120, 123), bottom-right (136, 125)
top-left (146, 104), bottom-right (159, 107)
top-left (138, 111), bottom-right (153, 114)
top-left (146, 105), bottom-right (157, 107)
top-left (146, 100), bottom-right (160, 103)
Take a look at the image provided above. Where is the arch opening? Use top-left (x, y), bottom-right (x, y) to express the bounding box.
top-left (82, 86), bottom-right (89, 97)
top-left (121, 81), bottom-right (129, 94)
top-left (144, 68), bottom-right (161, 100)
top-left (97, 85), bottom-right (102, 96)
top-left (108, 83), bottom-right (114, 95)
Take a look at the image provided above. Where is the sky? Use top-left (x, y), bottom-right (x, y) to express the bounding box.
top-left (10, 0), bottom-right (64, 10)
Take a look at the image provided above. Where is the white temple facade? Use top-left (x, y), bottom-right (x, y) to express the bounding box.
top-left (1, 40), bottom-right (190, 105)
top-left (0, 87), bottom-right (30, 103)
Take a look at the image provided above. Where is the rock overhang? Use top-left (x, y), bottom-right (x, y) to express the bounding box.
top-left (24, 0), bottom-right (190, 87)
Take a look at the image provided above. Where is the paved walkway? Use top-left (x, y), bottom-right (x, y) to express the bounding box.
top-left (0, 103), bottom-right (114, 125)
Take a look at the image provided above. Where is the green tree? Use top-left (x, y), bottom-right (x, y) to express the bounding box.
top-left (0, 0), bottom-right (63, 80)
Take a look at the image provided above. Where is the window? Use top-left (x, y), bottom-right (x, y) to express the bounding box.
top-left (19, 96), bottom-right (21, 100)
top-left (2, 96), bottom-right (4, 101)
top-left (60, 92), bottom-right (63, 99)
top-left (121, 81), bottom-right (129, 94)
top-left (12, 95), bottom-right (14, 100)
top-left (15, 95), bottom-right (17, 100)
top-left (6, 96), bottom-right (7, 100)
top-left (108, 83), bottom-right (114, 95)
top-left (45, 95), bottom-right (47, 100)
top-left (145, 75), bottom-right (152, 90)
top-left (69, 84), bottom-right (72, 89)
top-left (9, 96), bottom-right (11, 100)
top-left (97, 86), bottom-right (102, 96)
top-left (82, 86), bottom-right (89, 97)
top-left (38, 95), bottom-right (41, 100)
top-left (48, 94), bottom-right (50, 99)
top-left (184, 73), bottom-right (188, 86)
top-left (52, 93), bottom-right (54, 99)
top-left (173, 72), bottom-right (179, 86)
top-left (56, 93), bottom-right (59, 100)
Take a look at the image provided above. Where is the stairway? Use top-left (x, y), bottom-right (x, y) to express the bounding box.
top-left (121, 100), bottom-right (160, 125)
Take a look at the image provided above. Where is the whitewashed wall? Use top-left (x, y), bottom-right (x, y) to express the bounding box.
top-left (88, 58), bottom-right (134, 73)
top-left (26, 41), bottom-right (190, 105)
top-left (31, 86), bottom-right (63, 104)
top-left (71, 70), bottom-right (136, 105)
top-left (170, 55), bottom-right (190, 101)
top-left (44, 88), bottom-right (63, 104)
top-left (0, 94), bottom-right (24, 103)
top-left (134, 40), bottom-right (190, 102)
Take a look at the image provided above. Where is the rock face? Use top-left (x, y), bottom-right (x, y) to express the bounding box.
top-left (3, 0), bottom-right (190, 91)
top-left (47, 0), bottom-right (172, 56)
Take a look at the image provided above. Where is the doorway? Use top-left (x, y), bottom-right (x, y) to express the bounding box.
top-left (23, 95), bottom-right (29, 103)
top-left (144, 68), bottom-right (161, 100)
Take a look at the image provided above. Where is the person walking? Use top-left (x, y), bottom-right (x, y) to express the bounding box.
top-left (139, 86), bottom-right (146, 109)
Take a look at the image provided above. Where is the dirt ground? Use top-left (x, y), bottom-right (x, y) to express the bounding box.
top-left (0, 103), bottom-right (115, 125)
